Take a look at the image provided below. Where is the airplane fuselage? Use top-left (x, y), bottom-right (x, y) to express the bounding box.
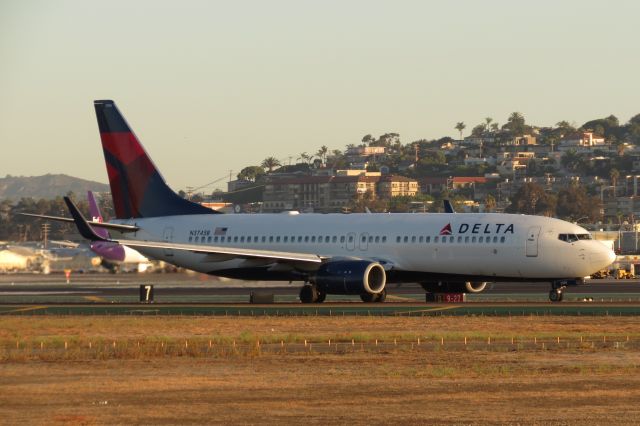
top-left (110, 212), bottom-right (615, 283)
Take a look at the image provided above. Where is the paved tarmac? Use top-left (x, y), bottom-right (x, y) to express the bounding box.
top-left (1, 273), bottom-right (640, 312)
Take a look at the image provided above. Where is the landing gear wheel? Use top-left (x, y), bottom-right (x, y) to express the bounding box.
top-left (300, 285), bottom-right (319, 303)
top-left (549, 289), bottom-right (563, 302)
top-left (375, 289), bottom-right (387, 303)
top-left (360, 293), bottom-right (377, 303)
top-left (316, 291), bottom-right (326, 303)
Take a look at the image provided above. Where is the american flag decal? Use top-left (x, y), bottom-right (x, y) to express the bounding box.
top-left (214, 227), bottom-right (228, 236)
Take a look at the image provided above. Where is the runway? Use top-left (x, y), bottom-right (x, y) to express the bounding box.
top-left (2, 273), bottom-right (640, 315)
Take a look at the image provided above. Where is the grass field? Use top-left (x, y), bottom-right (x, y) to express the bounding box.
top-left (2, 316), bottom-right (640, 424)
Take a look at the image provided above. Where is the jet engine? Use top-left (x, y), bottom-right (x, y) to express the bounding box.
top-left (314, 260), bottom-right (386, 295)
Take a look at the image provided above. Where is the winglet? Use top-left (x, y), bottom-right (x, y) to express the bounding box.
top-left (63, 196), bottom-right (109, 242)
top-left (443, 199), bottom-right (456, 213)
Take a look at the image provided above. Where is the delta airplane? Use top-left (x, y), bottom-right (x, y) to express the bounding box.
top-left (27, 100), bottom-right (616, 302)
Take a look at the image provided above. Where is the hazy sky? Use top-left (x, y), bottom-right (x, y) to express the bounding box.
top-left (1, 0), bottom-right (639, 191)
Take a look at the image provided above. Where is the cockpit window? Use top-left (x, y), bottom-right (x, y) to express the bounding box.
top-left (558, 233), bottom-right (589, 243)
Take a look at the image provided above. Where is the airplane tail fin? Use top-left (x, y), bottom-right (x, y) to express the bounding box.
top-left (94, 100), bottom-right (219, 219)
top-left (87, 191), bottom-right (110, 239)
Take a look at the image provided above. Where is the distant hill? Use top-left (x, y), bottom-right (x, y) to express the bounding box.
top-left (0, 174), bottom-right (110, 200)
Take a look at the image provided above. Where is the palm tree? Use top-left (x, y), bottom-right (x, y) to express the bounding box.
top-left (297, 152), bottom-right (312, 165)
top-left (455, 122), bottom-right (466, 139)
top-left (316, 145), bottom-right (329, 166)
top-left (610, 168), bottom-right (620, 196)
top-left (261, 157), bottom-right (281, 172)
top-left (484, 117), bottom-right (493, 132)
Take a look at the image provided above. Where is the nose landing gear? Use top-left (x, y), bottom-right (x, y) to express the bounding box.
top-left (549, 287), bottom-right (564, 302)
top-left (548, 278), bottom-right (583, 302)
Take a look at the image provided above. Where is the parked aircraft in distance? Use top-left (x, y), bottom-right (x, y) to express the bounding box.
top-left (86, 191), bottom-right (152, 272)
top-left (26, 100), bottom-right (616, 302)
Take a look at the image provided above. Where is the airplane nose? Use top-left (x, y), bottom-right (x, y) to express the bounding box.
top-left (589, 245), bottom-right (616, 269)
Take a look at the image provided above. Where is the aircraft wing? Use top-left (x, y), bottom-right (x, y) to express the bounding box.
top-left (114, 238), bottom-right (324, 264)
top-left (60, 196), bottom-right (324, 264)
top-left (20, 213), bottom-right (139, 233)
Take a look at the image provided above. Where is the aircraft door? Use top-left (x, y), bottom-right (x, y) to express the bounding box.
top-left (346, 232), bottom-right (356, 251)
top-left (359, 232), bottom-right (369, 251)
top-left (526, 226), bottom-right (541, 257)
top-left (163, 227), bottom-right (174, 257)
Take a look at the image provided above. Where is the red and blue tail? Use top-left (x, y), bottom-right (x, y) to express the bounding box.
top-left (94, 100), bottom-right (218, 219)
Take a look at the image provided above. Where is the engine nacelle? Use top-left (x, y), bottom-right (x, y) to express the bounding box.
top-left (314, 260), bottom-right (386, 295)
top-left (463, 281), bottom-right (487, 293)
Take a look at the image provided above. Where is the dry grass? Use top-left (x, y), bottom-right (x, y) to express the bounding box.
top-left (2, 316), bottom-right (640, 424)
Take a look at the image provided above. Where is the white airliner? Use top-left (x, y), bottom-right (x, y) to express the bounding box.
top-left (28, 100), bottom-right (616, 302)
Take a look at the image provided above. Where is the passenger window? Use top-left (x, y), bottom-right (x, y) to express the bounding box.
top-left (493, 236), bottom-right (498, 243)
top-left (368, 236), bottom-right (373, 243)
top-left (434, 236), bottom-right (439, 243)
top-left (396, 236), bottom-right (401, 243)
top-left (284, 236), bottom-right (288, 242)
top-left (326, 236), bottom-right (331, 243)
top-left (214, 236), bottom-right (218, 243)
top-left (449, 236), bottom-right (454, 243)
top-left (457, 236), bottom-right (462, 243)
top-left (419, 236), bottom-right (423, 243)
top-left (382, 236), bottom-right (387, 243)
top-left (426, 236), bottom-right (431, 243)
top-left (500, 236), bottom-right (505, 243)
top-left (479, 236), bottom-right (483, 243)
top-left (411, 236), bottom-right (416, 243)
top-left (472, 236), bottom-right (476, 243)
top-left (299, 236), bottom-right (303, 243)
top-left (240, 236), bottom-right (245, 242)
top-left (332, 236), bottom-right (337, 243)
top-left (465, 236), bottom-right (469, 243)
top-left (276, 236), bottom-right (281, 242)
top-left (340, 236), bottom-right (345, 243)
top-left (255, 236), bottom-right (259, 242)
top-left (486, 238), bottom-right (491, 244)
top-left (234, 236), bottom-right (238, 243)
top-left (261, 236), bottom-right (266, 243)
top-left (403, 236), bottom-right (408, 243)
top-left (220, 236), bottom-right (225, 243)
top-left (442, 237), bottom-right (446, 244)
top-left (207, 236), bottom-right (212, 243)
top-left (312, 236), bottom-right (316, 242)
top-left (305, 236), bottom-right (309, 242)
top-left (188, 236), bottom-right (193, 242)
top-left (348, 235), bottom-right (354, 242)
top-left (269, 236), bottom-right (273, 242)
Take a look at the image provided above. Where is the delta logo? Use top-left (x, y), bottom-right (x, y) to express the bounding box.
top-left (439, 224), bottom-right (452, 235)
top-left (440, 223), bottom-right (515, 235)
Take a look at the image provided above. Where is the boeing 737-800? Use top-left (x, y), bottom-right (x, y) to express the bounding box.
top-left (26, 100), bottom-right (616, 302)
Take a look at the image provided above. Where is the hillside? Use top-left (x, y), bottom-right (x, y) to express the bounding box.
top-left (0, 174), bottom-right (109, 200)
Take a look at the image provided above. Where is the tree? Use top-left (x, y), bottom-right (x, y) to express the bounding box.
top-left (505, 183), bottom-right (556, 216)
top-left (484, 194), bottom-right (496, 212)
top-left (455, 122), bottom-right (466, 139)
top-left (504, 112), bottom-right (527, 136)
top-left (261, 157), bottom-right (281, 172)
top-left (610, 168), bottom-right (620, 196)
top-left (316, 145), bottom-right (329, 166)
top-left (297, 152), bottom-right (313, 165)
top-left (237, 166), bottom-right (265, 182)
top-left (556, 185), bottom-right (601, 221)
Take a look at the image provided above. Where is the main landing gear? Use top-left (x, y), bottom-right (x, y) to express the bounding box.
top-left (298, 285), bottom-right (387, 303)
top-left (299, 285), bottom-right (326, 303)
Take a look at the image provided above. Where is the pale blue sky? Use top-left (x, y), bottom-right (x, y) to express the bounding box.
top-left (1, 0), bottom-right (639, 190)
